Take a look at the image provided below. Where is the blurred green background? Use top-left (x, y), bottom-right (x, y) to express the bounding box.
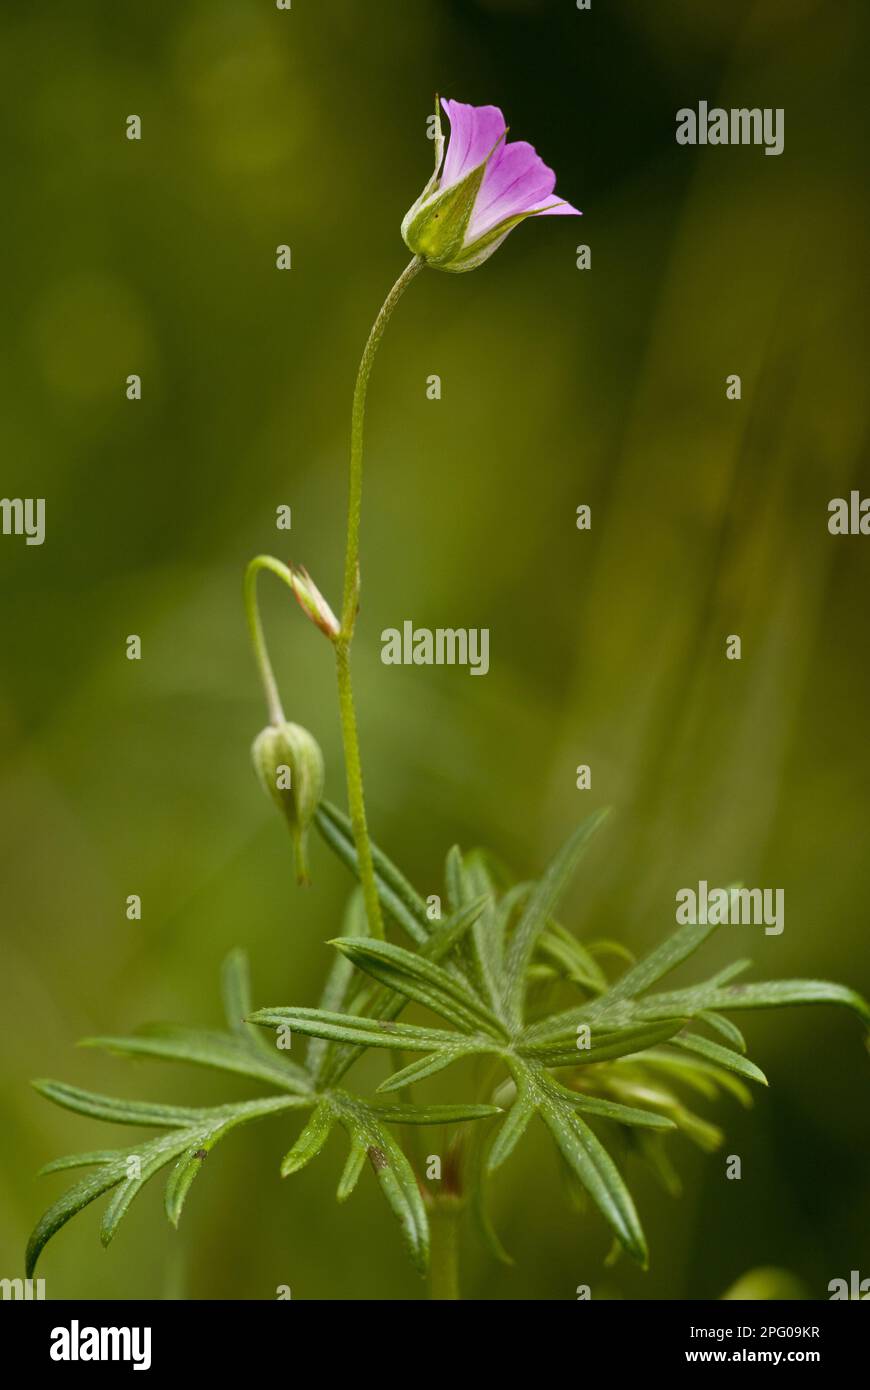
top-left (2, 0), bottom-right (868, 1300)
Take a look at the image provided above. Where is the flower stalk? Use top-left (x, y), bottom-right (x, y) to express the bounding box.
top-left (333, 255), bottom-right (424, 940)
top-left (244, 555), bottom-right (296, 726)
top-left (243, 261), bottom-right (424, 939)
top-left (340, 255), bottom-right (423, 639)
top-left (428, 1197), bottom-right (462, 1300)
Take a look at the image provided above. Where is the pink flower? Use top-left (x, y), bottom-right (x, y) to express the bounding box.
top-left (402, 98), bottom-right (581, 273)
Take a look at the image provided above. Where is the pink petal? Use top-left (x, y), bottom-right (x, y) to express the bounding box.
top-left (440, 99), bottom-right (507, 191)
top-left (528, 198), bottom-right (583, 217)
top-left (466, 140), bottom-right (560, 241)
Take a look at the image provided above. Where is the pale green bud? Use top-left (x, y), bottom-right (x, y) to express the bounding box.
top-left (252, 722), bottom-right (324, 884)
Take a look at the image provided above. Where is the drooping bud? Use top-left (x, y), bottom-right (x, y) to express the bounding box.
top-left (252, 722), bottom-right (325, 884)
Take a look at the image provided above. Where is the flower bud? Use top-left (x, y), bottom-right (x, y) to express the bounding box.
top-left (252, 722), bottom-right (324, 884)
top-left (289, 565), bottom-right (340, 640)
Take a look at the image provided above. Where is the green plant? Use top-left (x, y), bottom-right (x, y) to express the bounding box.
top-left (27, 97), bottom-right (869, 1299)
top-left (27, 807), bottom-right (869, 1293)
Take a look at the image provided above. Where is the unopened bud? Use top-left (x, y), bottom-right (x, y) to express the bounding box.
top-left (289, 566), bottom-right (340, 639)
top-left (252, 722), bottom-right (324, 884)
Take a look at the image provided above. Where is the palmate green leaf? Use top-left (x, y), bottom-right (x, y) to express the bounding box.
top-left (160, 1097), bottom-right (317, 1229)
top-left (309, 802), bottom-right (501, 1080)
top-left (221, 948), bottom-right (278, 1057)
top-left (107, 1136), bottom-right (194, 1244)
top-left (660, 1106), bottom-right (723, 1152)
top-left (487, 1083), bottom-right (537, 1171)
top-left (424, 895), bottom-right (491, 967)
top-left (537, 922), bottom-right (608, 994)
top-left (251, 1003), bottom-right (502, 1100)
top-left (491, 882), bottom-right (533, 966)
top-left (633, 1129), bottom-right (683, 1196)
top-left (472, 1180), bottom-right (514, 1266)
top-left (599, 1067), bottom-right (729, 1152)
top-left (444, 844), bottom-right (476, 985)
top-left (699, 1010), bottom-right (747, 1053)
top-left (80, 1025), bottom-right (313, 1095)
top-left (329, 937), bottom-right (507, 1038)
top-left (520, 944), bottom-right (869, 1055)
top-left (634, 1048), bottom-right (754, 1107)
top-left (39, 1150), bottom-right (119, 1175)
top-left (517, 1016), bottom-right (690, 1067)
top-left (668, 978), bottom-right (870, 1026)
top-left (542, 1110), bottom-right (646, 1265)
top-left (587, 938), bottom-right (637, 966)
top-left (375, 1043), bottom-right (482, 1094)
top-left (315, 894), bottom-right (490, 1091)
top-left (670, 1033), bottom-right (768, 1086)
top-left (277, 1090), bottom-right (499, 1258)
top-left (316, 1091), bottom-right (498, 1274)
top-left (28, 1156), bottom-right (141, 1277)
top-left (249, 1005), bottom-right (483, 1055)
top-left (27, 1093), bottom-right (306, 1274)
top-left (518, 912), bottom-right (748, 1047)
top-left (464, 1106), bottom-right (515, 1266)
top-left (482, 1066), bottom-right (672, 1261)
top-left (336, 1139), bottom-right (368, 1202)
top-left (556, 1086), bottom-right (678, 1132)
top-left (281, 1099), bottom-right (335, 1176)
top-left (493, 1058), bottom-right (648, 1266)
top-left (367, 1101), bottom-right (501, 1125)
top-left (32, 1080), bottom-right (204, 1128)
top-left (600, 894), bottom-right (740, 1004)
top-left (444, 847), bottom-right (505, 1019)
top-left (335, 1100), bottom-right (429, 1273)
top-left (315, 802), bottom-right (494, 1017)
top-left (31, 949), bottom-right (506, 1280)
top-left (303, 824), bottom-right (866, 1277)
top-left (163, 1097), bottom-right (305, 1227)
top-left (503, 811), bottom-right (610, 1023)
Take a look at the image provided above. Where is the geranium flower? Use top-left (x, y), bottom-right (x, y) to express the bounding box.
top-left (402, 97), bottom-right (581, 273)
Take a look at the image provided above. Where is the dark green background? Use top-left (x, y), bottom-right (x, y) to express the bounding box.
top-left (1, 0), bottom-right (868, 1299)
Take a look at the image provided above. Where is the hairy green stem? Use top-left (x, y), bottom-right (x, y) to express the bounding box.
top-left (336, 256), bottom-right (424, 940)
top-left (335, 638), bottom-right (384, 938)
top-left (340, 255), bottom-right (424, 637)
top-left (243, 262), bottom-right (423, 943)
top-left (429, 1200), bottom-right (461, 1301)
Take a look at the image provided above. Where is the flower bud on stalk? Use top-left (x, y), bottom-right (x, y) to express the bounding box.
top-left (289, 565), bottom-right (340, 640)
top-left (252, 722), bottom-right (324, 884)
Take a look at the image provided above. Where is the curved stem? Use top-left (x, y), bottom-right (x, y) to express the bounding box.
top-left (336, 256), bottom-right (424, 940)
top-left (245, 555), bottom-right (298, 726)
top-left (341, 256), bottom-right (423, 638)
